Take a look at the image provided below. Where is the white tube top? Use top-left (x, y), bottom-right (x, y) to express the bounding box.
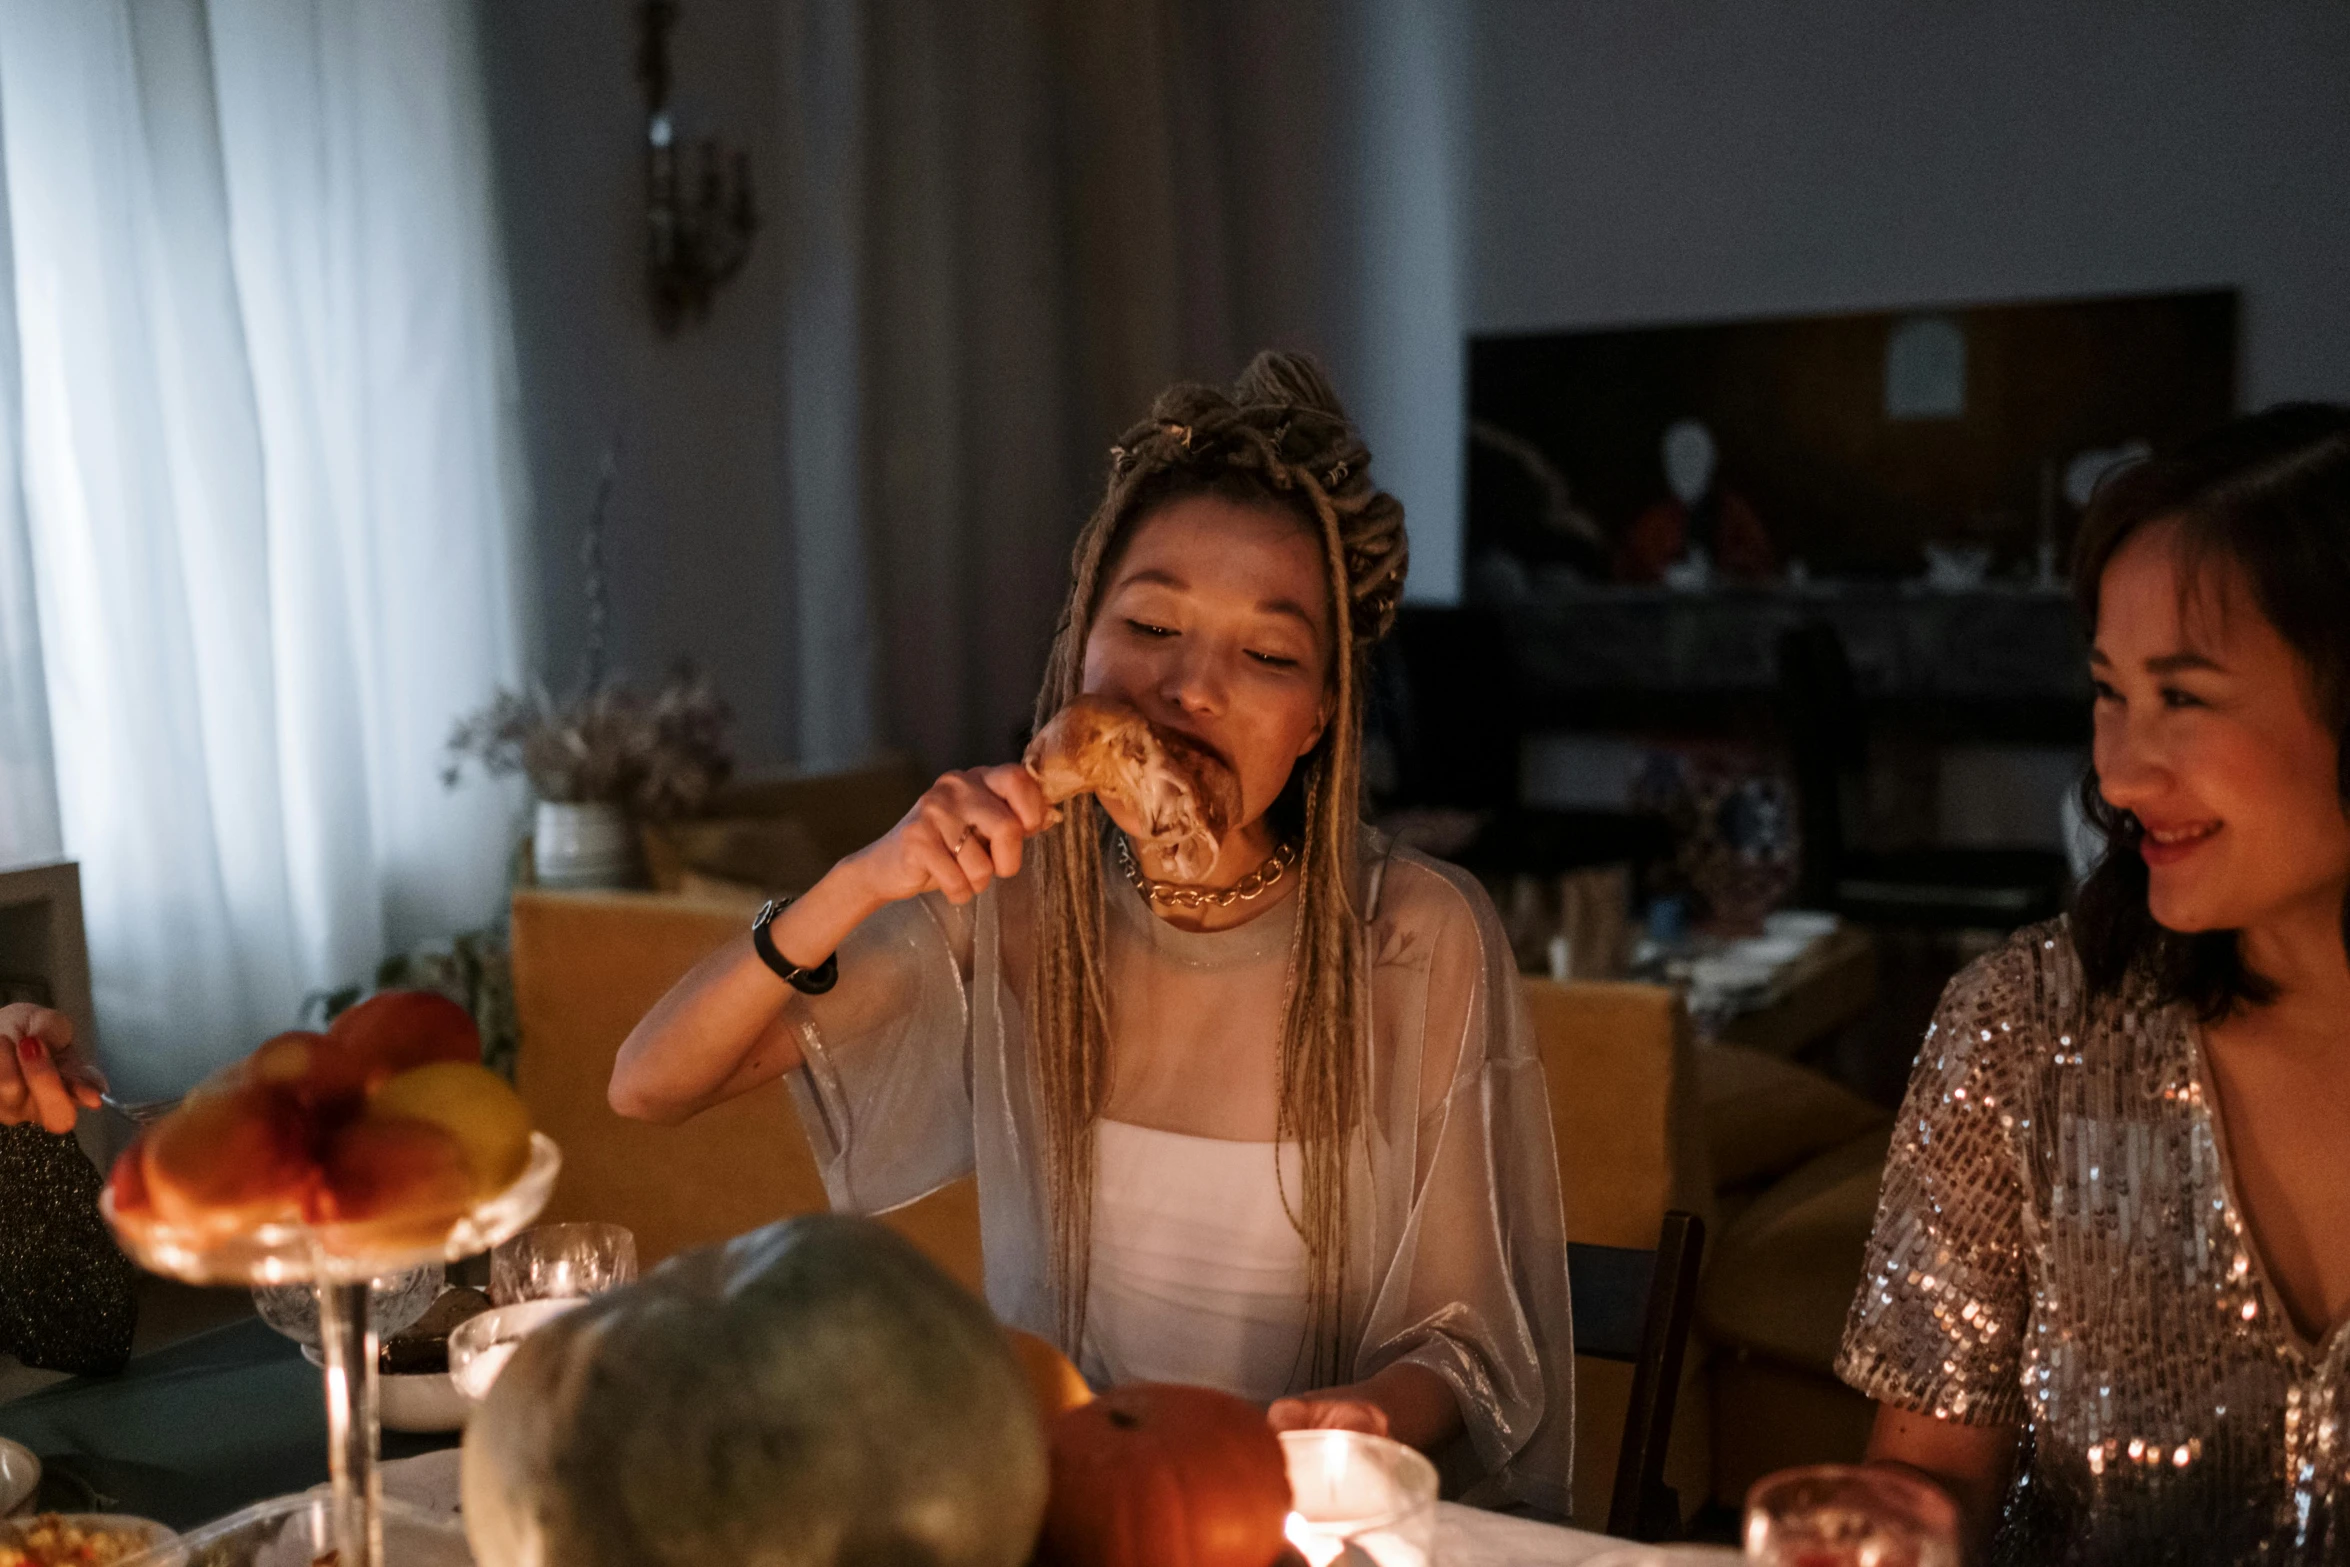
top-left (1081, 1119), bottom-right (1313, 1401)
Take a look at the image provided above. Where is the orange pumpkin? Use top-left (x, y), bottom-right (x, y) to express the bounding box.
top-left (1040, 1382), bottom-right (1293, 1567)
top-left (1006, 1328), bottom-right (1094, 1422)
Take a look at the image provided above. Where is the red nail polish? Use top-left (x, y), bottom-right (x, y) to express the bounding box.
top-left (17, 1037), bottom-right (42, 1063)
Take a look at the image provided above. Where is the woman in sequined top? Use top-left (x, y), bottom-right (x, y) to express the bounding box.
top-left (1838, 405), bottom-right (2350, 1566)
top-left (1, 1003), bottom-right (137, 1374)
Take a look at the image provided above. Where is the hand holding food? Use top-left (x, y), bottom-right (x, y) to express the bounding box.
top-left (842, 763), bottom-right (1050, 907)
top-left (1023, 693), bottom-right (1239, 882)
top-left (104, 990), bottom-right (534, 1256)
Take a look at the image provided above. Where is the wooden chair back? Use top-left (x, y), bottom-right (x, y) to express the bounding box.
top-left (1520, 977), bottom-right (1715, 1534)
top-left (1570, 1212), bottom-right (1708, 1539)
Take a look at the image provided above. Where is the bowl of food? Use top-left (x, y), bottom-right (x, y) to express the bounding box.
top-left (302, 1285), bottom-right (492, 1433)
top-left (0, 1512), bottom-right (175, 1567)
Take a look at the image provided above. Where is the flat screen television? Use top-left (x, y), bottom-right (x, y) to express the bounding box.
top-left (1466, 289), bottom-right (2236, 587)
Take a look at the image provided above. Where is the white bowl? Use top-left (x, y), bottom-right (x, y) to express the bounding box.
top-left (297, 1347), bottom-right (470, 1434)
top-left (380, 1370), bottom-right (470, 1434)
top-left (447, 1297), bottom-right (584, 1403)
top-left (0, 1437), bottom-right (38, 1516)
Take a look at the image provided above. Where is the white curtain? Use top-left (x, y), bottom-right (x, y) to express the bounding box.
top-left (0, 0), bottom-right (526, 1099)
top-left (0, 136), bottom-right (59, 867)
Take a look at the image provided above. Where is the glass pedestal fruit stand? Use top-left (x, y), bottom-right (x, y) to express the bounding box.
top-left (102, 1134), bottom-right (562, 1567)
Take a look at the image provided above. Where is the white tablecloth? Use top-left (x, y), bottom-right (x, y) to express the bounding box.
top-left (380, 1452), bottom-right (1624, 1564)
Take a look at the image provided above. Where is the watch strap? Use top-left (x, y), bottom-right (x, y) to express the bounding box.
top-left (751, 897), bottom-right (839, 995)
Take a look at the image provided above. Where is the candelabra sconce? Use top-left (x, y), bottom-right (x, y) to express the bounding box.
top-left (636, 0), bottom-right (756, 333)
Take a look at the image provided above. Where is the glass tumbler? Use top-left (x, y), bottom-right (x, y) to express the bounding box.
top-left (488, 1221), bottom-right (636, 1304)
top-left (254, 1262), bottom-right (443, 1349)
top-left (1745, 1464), bottom-right (1960, 1567)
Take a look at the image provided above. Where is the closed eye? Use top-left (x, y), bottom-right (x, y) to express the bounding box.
top-left (1248, 650), bottom-right (1301, 669)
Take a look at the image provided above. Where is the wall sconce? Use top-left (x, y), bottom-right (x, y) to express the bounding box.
top-left (635, 0), bottom-right (756, 333)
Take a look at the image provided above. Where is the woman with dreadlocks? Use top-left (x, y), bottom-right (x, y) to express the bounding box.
top-left (613, 352), bottom-right (1573, 1509)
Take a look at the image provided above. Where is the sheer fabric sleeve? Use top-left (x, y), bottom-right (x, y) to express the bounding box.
top-left (1835, 938), bottom-right (2036, 1427)
top-left (782, 890), bottom-right (978, 1216)
top-left (1353, 853), bottom-right (1575, 1514)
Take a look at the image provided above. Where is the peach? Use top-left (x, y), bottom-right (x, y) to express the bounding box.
top-left (313, 1112), bottom-right (476, 1252)
top-left (246, 1028), bottom-right (373, 1113)
top-left (328, 991), bottom-right (481, 1091)
top-left (142, 1085), bottom-right (318, 1234)
top-left (106, 1136), bottom-right (154, 1218)
top-left (367, 1062), bottom-right (533, 1194)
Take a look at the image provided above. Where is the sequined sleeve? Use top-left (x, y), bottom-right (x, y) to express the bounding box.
top-left (1836, 941), bottom-right (2038, 1427)
top-left (0, 1124), bottom-right (138, 1375)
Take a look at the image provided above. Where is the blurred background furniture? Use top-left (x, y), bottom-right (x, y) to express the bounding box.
top-left (1777, 621), bottom-right (2071, 930)
top-left (1375, 607), bottom-right (1675, 893)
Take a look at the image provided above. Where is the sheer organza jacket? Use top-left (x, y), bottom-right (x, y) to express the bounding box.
top-left (779, 834), bottom-right (1576, 1512)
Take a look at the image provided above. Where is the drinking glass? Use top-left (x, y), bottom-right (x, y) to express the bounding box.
top-left (1278, 1430), bottom-right (1439, 1567)
top-left (255, 1263), bottom-right (443, 1350)
top-left (1579, 1548), bottom-right (1742, 1566)
top-left (1745, 1464), bottom-right (1960, 1567)
top-left (489, 1222), bottom-right (637, 1304)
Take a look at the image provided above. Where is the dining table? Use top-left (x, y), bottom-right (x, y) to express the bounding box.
top-left (1, 1318), bottom-right (1633, 1563)
top-left (0, 1316), bottom-right (453, 1529)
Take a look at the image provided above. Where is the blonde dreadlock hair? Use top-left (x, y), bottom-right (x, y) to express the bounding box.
top-left (1028, 351), bottom-right (1409, 1376)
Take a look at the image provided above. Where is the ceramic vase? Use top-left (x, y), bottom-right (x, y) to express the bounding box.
top-left (533, 800), bottom-right (635, 890)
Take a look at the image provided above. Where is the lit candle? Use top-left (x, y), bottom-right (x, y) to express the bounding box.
top-left (1277, 1431), bottom-right (1437, 1567)
top-left (1283, 1511), bottom-right (1430, 1567)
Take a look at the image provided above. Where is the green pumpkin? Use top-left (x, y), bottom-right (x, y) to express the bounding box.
top-left (462, 1214), bottom-right (1048, 1567)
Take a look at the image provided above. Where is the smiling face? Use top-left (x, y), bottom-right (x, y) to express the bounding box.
top-left (2090, 519), bottom-right (2350, 936)
top-left (1079, 493), bottom-right (1334, 857)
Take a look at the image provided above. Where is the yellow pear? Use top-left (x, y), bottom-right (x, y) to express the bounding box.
top-left (368, 1061), bottom-right (533, 1195)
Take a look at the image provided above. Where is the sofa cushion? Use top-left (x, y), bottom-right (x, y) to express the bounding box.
top-left (1696, 1127), bottom-right (1890, 1373)
top-left (643, 816), bottom-right (835, 896)
top-left (1697, 1041), bottom-right (1889, 1190)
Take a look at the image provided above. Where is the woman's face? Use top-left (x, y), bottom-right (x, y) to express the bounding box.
top-left (1081, 494), bottom-right (1334, 841)
top-left (2091, 520), bottom-right (2350, 935)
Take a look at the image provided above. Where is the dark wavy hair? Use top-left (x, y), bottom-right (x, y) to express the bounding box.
top-left (2070, 403), bottom-right (2350, 1017)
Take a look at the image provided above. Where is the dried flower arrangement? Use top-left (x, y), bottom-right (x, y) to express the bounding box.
top-left (441, 444), bottom-right (735, 822)
top-left (442, 663), bottom-right (734, 821)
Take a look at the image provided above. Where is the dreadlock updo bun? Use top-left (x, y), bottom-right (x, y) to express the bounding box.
top-left (1095, 350), bottom-right (1410, 661)
top-left (1028, 350), bottom-right (1404, 1366)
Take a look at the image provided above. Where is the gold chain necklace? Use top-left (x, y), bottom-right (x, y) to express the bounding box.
top-left (1114, 834), bottom-right (1297, 910)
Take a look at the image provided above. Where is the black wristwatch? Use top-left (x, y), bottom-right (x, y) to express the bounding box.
top-left (751, 897), bottom-right (839, 994)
